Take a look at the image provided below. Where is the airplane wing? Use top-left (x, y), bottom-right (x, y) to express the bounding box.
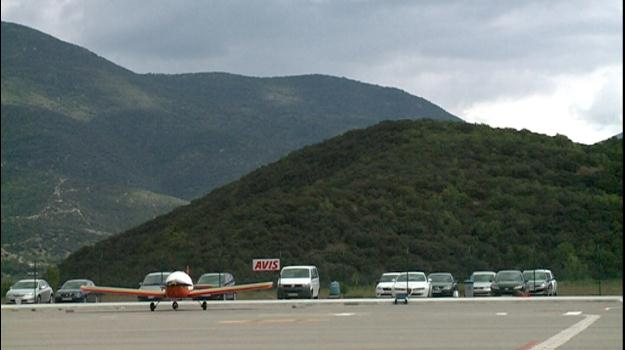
top-left (187, 281), bottom-right (273, 297)
top-left (80, 285), bottom-right (166, 298)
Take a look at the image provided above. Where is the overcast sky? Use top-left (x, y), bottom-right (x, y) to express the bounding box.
top-left (2, 0), bottom-right (622, 144)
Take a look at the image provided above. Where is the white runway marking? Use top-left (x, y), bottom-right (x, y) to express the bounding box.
top-left (563, 311), bottom-right (582, 316)
top-left (496, 312), bottom-right (507, 316)
top-left (333, 312), bottom-right (355, 317)
top-left (529, 314), bottom-right (600, 350)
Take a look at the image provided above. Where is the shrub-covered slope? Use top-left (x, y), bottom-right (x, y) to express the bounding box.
top-left (60, 120), bottom-right (623, 286)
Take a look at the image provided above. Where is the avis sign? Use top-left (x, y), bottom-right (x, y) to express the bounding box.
top-left (253, 258), bottom-right (280, 272)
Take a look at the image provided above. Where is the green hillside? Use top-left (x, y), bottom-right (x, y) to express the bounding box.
top-left (59, 120), bottom-right (623, 286)
top-left (1, 21), bottom-right (460, 276)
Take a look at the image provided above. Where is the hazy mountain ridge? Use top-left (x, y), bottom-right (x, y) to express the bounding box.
top-left (1, 21), bottom-right (460, 276)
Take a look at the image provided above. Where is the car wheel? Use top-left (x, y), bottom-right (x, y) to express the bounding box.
top-left (37, 295), bottom-right (41, 304)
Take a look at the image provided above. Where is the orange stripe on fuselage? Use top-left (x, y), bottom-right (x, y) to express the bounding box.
top-left (165, 285), bottom-right (192, 299)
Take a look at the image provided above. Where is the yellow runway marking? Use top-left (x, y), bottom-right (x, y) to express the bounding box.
top-left (259, 318), bottom-right (297, 324)
top-left (218, 318), bottom-right (327, 325)
top-left (218, 320), bottom-right (254, 324)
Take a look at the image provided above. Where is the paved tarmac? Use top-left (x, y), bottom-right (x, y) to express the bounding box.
top-left (2, 297), bottom-right (622, 350)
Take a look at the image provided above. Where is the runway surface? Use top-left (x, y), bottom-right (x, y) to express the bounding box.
top-left (2, 297), bottom-right (622, 349)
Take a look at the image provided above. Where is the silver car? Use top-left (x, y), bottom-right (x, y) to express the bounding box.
top-left (469, 271), bottom-right (496, 296)
top-left (138, 272), bottom-right (171, 301)
top-left (5, 279), bottom-right (54, 304)
top-left (523, 269), bottom-right (558, 296)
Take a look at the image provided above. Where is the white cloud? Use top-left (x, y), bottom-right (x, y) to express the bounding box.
top-left (463, 66), bottom-right (623, 144)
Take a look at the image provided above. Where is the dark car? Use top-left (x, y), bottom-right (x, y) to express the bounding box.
top-left (55, 279), bottom-right (97, 303)
top-left (491, 270), bottom-right (529, 296)
top-left (137, 272), bottom-right (171, 301)
top-left (428, 273), bottom-right (459, 297)
top-left (193, 272), bottom-right (236, 300)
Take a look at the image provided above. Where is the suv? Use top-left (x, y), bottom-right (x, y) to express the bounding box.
top-left (5, 279), bottom-right (54, 304)
top-left (523, 269), bottom-right (558, 296)
top-left (375, 272), bottom-right (401, 298)
top-left (138, 272), bottom-right (171, 301)
top-left (194, 272), bottom-right (236, 300)
top-left (428, 272), bottom-right (459, 297)
top-left (277, 266), bottom-right (320, 299)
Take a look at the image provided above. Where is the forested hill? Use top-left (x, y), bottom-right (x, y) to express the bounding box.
top-left (60, 120), bottom-right (623, 286)
top-left (1, 21), bottom-right (459, 276)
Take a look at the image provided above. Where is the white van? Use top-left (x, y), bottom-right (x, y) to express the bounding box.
top-left (277, 265), bottom-right (320, 299)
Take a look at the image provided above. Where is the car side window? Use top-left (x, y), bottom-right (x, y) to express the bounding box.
top-left (312, 268), bottom-right (318, 279)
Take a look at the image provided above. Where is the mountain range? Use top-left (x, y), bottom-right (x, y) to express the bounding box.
top-left (1, 21), bottom-right (460, 276)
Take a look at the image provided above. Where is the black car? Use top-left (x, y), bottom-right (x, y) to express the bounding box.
top-left (491, 270), bottom-right (529, 296)
top-left (193, 272), bottom-right (236, 300)
top-left (55, 279), bottom-right (97, 303)
top-left (428, 273), bottom-right (459, 297)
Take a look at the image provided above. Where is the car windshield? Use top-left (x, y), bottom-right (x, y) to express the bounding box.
top-left (472, 274), bottom-right (495, 282)
top-left (12, 281), bottom-right (37, 289)
top-left (61, 280), bottom-right (89, 289)
top-left (142, 273), bottom-right (170, 285)
top-left (523, 271), bottom-right (547, 281)
top-left (396, 273), bottom-right (426, 282)
top-left (429, 274), bottom-right (453, 282)
top-left (380, 274), bottom-right (399, 282)
top-left (496, 271), bottom-right (523, 282)
top-left (198, 274), bottom-right (226, 285)
top-left (281, 268), bottom-right (310, 278)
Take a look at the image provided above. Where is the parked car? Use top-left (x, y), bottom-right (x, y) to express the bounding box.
top-left (375, 272), bottom-right (401, 298)
top-left (55, 279), bottom-right (97, 303)
top-left (193, 272), bottom-right (236, 300)
top-left (523, 269), bottom-right (558, 296)
top-left (391, 272), bottom-right (431, 298)
top-left (137, 272), bottom-right (171, 301)
top-left (491, 270), bottom-right (529, 296)
top-left (469, 271), bottom-right (496, 296)
top-left (277, 265), bottom-right (320, 299)
top-left (428, 272), bottom-right (459, 297)
top-left (5, 279), bottom-right (54, 304)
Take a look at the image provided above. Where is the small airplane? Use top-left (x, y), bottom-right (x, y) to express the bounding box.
top-left (81, 271), bottom-right (273, 311)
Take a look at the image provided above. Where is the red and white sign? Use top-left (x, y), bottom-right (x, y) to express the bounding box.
top-left (252, 258), bottom-right (280, 271)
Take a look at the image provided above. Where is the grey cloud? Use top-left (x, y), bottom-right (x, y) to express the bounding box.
top-left (2, 0), bottom-right (622, 139)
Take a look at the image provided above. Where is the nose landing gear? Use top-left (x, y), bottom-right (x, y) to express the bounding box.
top-left (172, 301), bottom-right (179, 310)
top-left (201, 301), bottom-right (207, 310)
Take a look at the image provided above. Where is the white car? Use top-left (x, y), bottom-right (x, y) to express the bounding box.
top-left (375, 272), bottom-right (400, 298)
top-left (391, 272), bottom-right (431, 298)
top-left (277, 265), bottom-right (320, 299)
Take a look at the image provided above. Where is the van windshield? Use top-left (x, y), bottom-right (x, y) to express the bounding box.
top-left (472, 274), bottom-right (495, 282)
top-left (380, 274), bottom-right (399, 282)
top-left (281, 268), bottom-right (310, 278)
top-left (523, 271), bottom-right (547, 281)
top-left (61, 280), bottom-right (90, 289)
top-left (142, 273), bottom-right (170, 285)
top-left (198, 274), bottom-right (226, 285)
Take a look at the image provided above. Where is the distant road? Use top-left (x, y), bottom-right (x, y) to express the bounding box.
top-left (2, 297), bottom-right (622, 350)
